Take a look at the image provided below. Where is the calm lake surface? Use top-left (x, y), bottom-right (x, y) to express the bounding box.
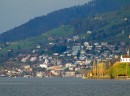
top-left (0, 78), bottom-right (130, 96)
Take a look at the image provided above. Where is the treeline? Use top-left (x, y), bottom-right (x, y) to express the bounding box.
top-left (0, 0), bottom-right (121, 42)
top-left (86, 60), bottom-right (130, 79)
top-left (71, 6), bottom-right (130, 43)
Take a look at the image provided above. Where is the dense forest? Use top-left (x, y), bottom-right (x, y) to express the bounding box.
top-left (0, 0), bottom-right (124, 42)
top-left (72, 6), bottom-right (130, 43)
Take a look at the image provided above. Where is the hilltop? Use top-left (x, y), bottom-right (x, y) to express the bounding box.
top-left (73, 6), bottom-right (130, 43)
top-left (0, 0), bottom-right (130, 63)
top-left (107, 62), bottom-right (130, 78)
top-left (0, 0), bottom-right (127, 42)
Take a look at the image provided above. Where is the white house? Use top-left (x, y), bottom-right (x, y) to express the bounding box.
top-left (120, 50), bottom-right (130, 63)
top-left (39, 63), bottom-right (48, 68)
top-left (30, 56), bottom-right (37, 62)
top-left (120, 55), bottom-right (130, 63)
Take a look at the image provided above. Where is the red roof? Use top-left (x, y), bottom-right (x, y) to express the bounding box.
top-left (122, 55), bottom-right (130, 58)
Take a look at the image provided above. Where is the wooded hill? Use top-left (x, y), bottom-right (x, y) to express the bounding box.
top-left (0, 0), bottom-right (130, 63)
top-left (0, 0), bottom-right (129, 42)
top-left (72, 6), bottom-right (130, 43)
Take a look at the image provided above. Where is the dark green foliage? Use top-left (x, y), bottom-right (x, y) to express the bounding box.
top-left (39, 50), bottom-right (45, 55)
top-left (77, 50), bottom-right (80, 59)
top-left (72, 6), bottom-right (130, 43)
top-left (33, 67), bottom-right (46, 72)
top-left (50, 45), bottom-right (67, 54)
top-left (0, 0), bottom-right (122, 42)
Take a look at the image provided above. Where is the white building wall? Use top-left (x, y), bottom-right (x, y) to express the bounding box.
top-left (120, 55), bottom-right (130, 63)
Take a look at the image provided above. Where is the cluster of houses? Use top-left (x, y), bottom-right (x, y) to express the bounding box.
top-left (0, 55), bottom-right (92, 77)
top-left (0, 35), bottom-right (129, 78)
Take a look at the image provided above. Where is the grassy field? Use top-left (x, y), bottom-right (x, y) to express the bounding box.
top-left (0, 25), bottom-right (74, 55)
top-left (106, 62), bottom-right (130, 78)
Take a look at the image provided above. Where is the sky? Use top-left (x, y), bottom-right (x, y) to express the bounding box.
top-left (0, 0), bottom-right (91, 33)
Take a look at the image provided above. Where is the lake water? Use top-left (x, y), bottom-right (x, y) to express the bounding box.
top-left (0, 78), bottom-right (130, 96)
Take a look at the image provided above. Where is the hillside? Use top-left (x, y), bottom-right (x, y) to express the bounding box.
top-left (0, 25), bottom-right (74, 62)
top-left (0, 0), bottom-right (130, 64)
top-left (107, 62), bottom-right (130, 78)
top-left (0, 0), bottom-right (124, 42)
top-left (0, 0), bottom-right (130, 78)
top-left (0, 4), bottom-right (130, 63)
top-left (72, 6), bottom-right (130, 43)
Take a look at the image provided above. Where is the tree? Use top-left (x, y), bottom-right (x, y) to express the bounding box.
top-left (51, 45), bottom-right (67, 54)
top-left (92, 60), bottom-right (97, 76)
top-left (97, 62), bottom-right (106, 77)
top-left (108, 61), bottom-right (114, 79)
top-left (77, 50), bottom-right (80, 59)
top-left (17, 45), bottom-right (21, 50)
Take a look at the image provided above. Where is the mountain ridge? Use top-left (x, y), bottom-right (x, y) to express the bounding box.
top-left (0, 1), bottom-right (130, 63)
top-left (0, 0), bottom-right (123, 42)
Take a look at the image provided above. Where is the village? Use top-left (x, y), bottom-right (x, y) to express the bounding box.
top-left (0, 35), bottom-right (130, 79)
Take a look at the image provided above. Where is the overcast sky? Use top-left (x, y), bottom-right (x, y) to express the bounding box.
top-left (0, 0), bottom-right (91, 33)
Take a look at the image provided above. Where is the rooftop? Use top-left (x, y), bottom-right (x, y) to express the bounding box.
top-left (121, 55), bottom-right (130, 58)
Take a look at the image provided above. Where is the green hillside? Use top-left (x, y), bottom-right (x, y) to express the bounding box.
top-left (0, 25), bottom-right (74, 55)
top-left (0, 0), bottom-right (130, 63)
top-left (1, 6), bottom-right (130, 62)
top-left (42, 25), bottom-right (73, 38)
top-left (107, 62), bottom-right (130, 78)
top-left (0, 0), bottom-right (127, 42)
top-left (72, 6), bottom-right (130, 43)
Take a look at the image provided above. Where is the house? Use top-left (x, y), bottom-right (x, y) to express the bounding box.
top-left (21, 55), bottom-right (30, 62)
top-left (39, 63), bottom-right (48, 68)
top-left (87, 31), bottom-right (92, 34)
top-left (65, 71), bottom-right (75, 77)
top-left (120, 55), bottom-right (130, 63)
top-left (36, 72), bottom-right (44, 77)
top-left (49, 66), bottom-right (61, 70)
top-left (65, 63), bottom-right (73, 68)
top-left (49, 66), bottom-right (64, 76)
top-left (30, 56), bottom-right (37, 62)
top-left (72, 46), bottom-right (81, 56)
top-left (84, 42), bottom-right (89, 47)
top-left (23, 65), bottom-right (32, 73)
top-left (68, 65), bottom-right (75, 71)
top-left (120, 50), bottom-right (130, 63)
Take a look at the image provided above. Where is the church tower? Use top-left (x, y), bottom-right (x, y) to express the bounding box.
top-left (127, 49), bottom-right (129, 56)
